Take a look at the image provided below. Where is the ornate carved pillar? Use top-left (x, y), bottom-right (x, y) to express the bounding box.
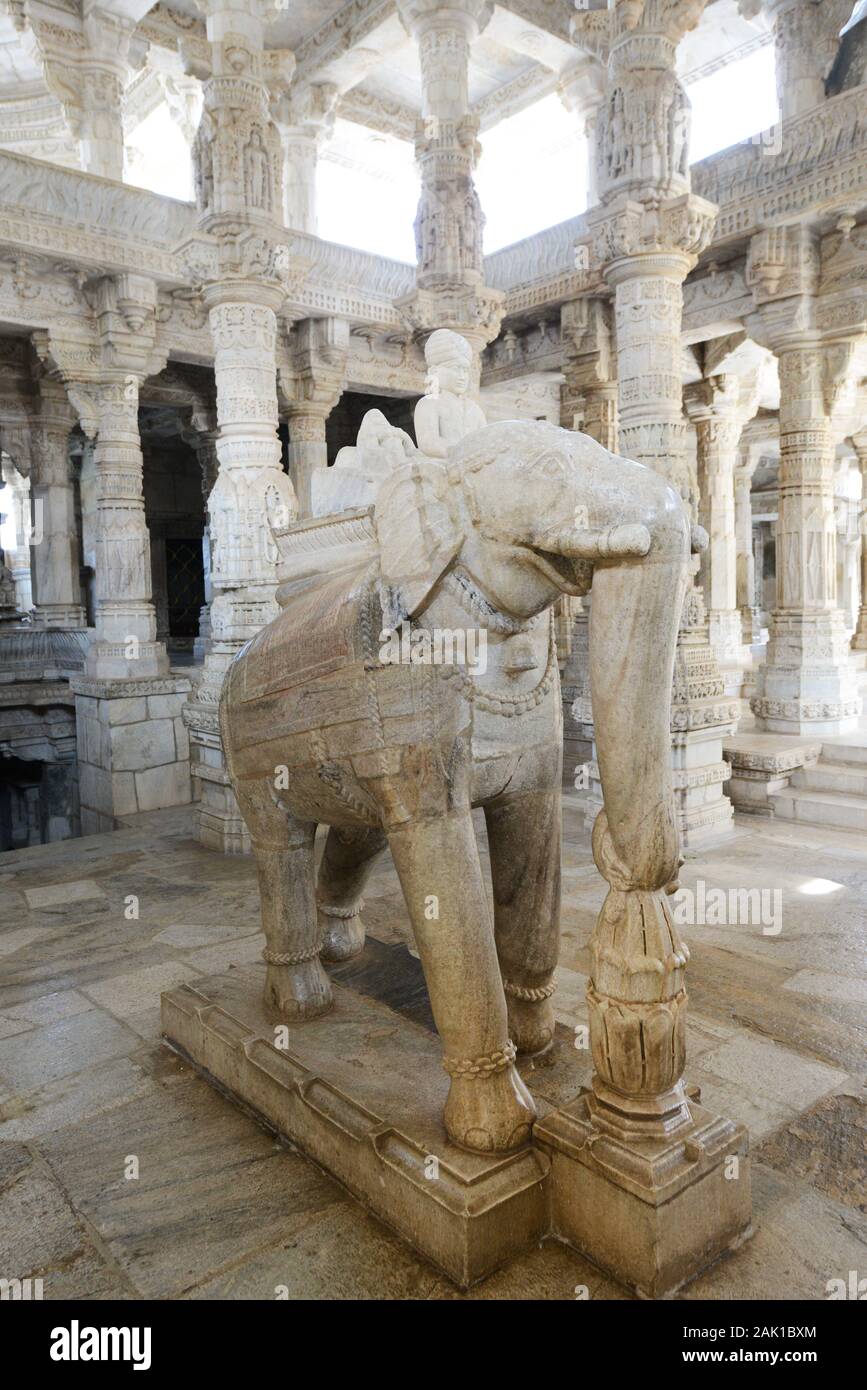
top-left (181, 0), bottom-right (299, 852)
top-left (557, 56), bottom-right (606, 209)
top-left (735, 447), bottom-right (762, 645)
top-left (0, 454), bottom-right (32, 615)
top-left (77, 374), bottom-right (166, 679)
top-left (766, 0), bottom-right (851, 121)
top-left (29, 378), bottom-right (86, 629)
top-left (180, 420), bottom-right (219, 663)
top-left (34, 280), bottom-right (194, 833)
top-left (851, 428), bottom-right (867, 652)
top-left (271, 81), bottom-right (338, 234)
top-left (395, 0), bottom-right (503, 374)
top-left (751, 334), bottom-right (862, 732)
top-left (78, 7), bottom-right (135, 180)
top-left (685, 375), bottom-right (754, 681)
top-left (280, 316), bottom-right (348, 517)
top-left (559, 298), bottom-right (618, 779)
top-left (585, 0), bottom-right (737, 849)
top-left (544, 0), bottom-right (751, 1298)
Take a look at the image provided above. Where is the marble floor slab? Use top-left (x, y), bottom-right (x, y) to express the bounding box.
top-left (0, 803), bottom-right (864, 1300)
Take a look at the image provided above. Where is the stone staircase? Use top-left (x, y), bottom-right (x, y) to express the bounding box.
top-left (770, 739), bottom-right (867, 832)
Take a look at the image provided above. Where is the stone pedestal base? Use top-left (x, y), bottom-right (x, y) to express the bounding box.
top-left (722, 734), bottom-right (822, 816)
top-left (672, 727), bottom-right (737, 846)
top-left (71, 675), bottom-right (192, 835)
top-left (162, 964), bottom-right (752, 1294)
top-left (534, 1092), bottom-right (751, 1299)
top-left (162, 968), bottom-right (549, 1288)
top-left (752, 612), bottom-right (861, 736)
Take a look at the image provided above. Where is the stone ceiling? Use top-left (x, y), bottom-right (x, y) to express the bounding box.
top-left (0, 0), bottom-right (775, 160)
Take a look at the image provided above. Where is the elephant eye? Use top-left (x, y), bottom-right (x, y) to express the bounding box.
top-left (526, 449), bottom-right (568, 480)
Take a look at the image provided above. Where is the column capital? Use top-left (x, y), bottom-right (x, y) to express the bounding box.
top-left (590, 193), bottom-right (717, 282)
top-left (397, 0), bottom-right (489, 42)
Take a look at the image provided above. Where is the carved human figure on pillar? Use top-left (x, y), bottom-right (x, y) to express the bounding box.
top-left (414, 329), bottom-right (486, 460)
top-left (245, 127), bottom-right (271, 212)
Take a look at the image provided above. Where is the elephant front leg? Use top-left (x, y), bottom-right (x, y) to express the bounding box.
top-left (317, 825), bottom-right (387, 961)
top-left (387, 810), bottom-right (536, 1154)
top-left (234, 779), bottom-right (331, 1021)
top-left (485, 790), bottom-right (561, 1058)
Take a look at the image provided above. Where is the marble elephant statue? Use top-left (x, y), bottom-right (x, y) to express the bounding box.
top-left (220, 419), bottom-right (694, 1154)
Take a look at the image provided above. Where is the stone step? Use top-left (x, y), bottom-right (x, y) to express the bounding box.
top-left (790, 761), bottom-right (867, 797)
top-left (821, 739), bottom-right (867, 768)
top-left (770, 787), bottom-right (867, 832)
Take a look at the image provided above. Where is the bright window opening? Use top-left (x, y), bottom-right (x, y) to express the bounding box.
top-left (125, 104), bottom-right (194, 202)
top-left (316, 119), bottom-right (418, 263)
top-left (687, 41), bottom-right (779, 163)
top-left (477, 92), bottom-right (587, 253)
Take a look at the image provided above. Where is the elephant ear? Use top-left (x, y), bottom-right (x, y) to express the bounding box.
top-left (374, 458), bottom-right (463, 625)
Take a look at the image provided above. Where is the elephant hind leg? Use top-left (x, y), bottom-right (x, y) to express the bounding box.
top-left (317, 824), bottom-right (387, 962)
top-left (233, 778), bottom-right (331, 1021)
top-left (485, 790), bottom-right (561, 1058)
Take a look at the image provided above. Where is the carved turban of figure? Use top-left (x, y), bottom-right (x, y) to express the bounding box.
top-left (425, 328), bottom-right (472, 368)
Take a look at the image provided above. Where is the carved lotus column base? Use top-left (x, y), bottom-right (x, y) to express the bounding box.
top-left (535, 1088), bottom-right (751, 1299)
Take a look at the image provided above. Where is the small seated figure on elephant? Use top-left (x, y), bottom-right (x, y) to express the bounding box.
top-left (310, 329), bottom-right (486, 518)
top-left (220, 416), bottom-right (693, 1155)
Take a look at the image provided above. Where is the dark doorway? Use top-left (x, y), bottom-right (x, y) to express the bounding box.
top-left (166, 538), bottom-right (206, 640)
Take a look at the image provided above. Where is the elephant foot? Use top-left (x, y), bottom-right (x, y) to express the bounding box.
top-left (317, 904), bottom-right (365, 962)
top-left (506, 992), bottom-right (556, 1058)
top-left (264, 959), bottom-right (332, 1021)
top-left (443, 1052), bottom-right (536, 1154)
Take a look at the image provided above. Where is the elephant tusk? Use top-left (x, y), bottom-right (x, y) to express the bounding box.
top-left (551, 523), bottom-right (652, 561)
top-left (691, 524), bottom-right (709, 554)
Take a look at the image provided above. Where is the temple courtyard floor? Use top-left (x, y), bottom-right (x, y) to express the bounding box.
top-left (0, 797), bottom-right (864, 1301)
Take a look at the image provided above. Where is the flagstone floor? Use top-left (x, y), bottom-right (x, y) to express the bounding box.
top-left (0, 799), bottom-right (864, 1300)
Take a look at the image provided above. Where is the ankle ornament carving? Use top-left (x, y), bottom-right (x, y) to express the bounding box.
top-left (263, 943), bottom-right (322, 966)
top-left (318, 900), bottom-right (364, 919)
top-left (442, 1041), bottom-right (517, 1079)
top-left (503, 979), bottom-right (556, 1002)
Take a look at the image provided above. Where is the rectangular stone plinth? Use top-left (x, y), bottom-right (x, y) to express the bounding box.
top-left (72, 675), bottom-right (192, 834)
top-left (723, 733), bottom-right (821, 816)
top-left (534, 1094), bottom-right (752, 1300)
top-left (161, 966), bottom-right (549, 1288)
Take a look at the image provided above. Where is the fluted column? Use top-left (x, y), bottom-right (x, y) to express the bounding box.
top-left (852, 429), bottom-right (867, 651)
top-left (752, 341), bottom-right (861, 733)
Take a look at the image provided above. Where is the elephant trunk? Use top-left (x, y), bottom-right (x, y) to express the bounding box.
top-left (584, 542), bottom-right (692, 1135)
top-left (589, 555), bottom-right (686, 889)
